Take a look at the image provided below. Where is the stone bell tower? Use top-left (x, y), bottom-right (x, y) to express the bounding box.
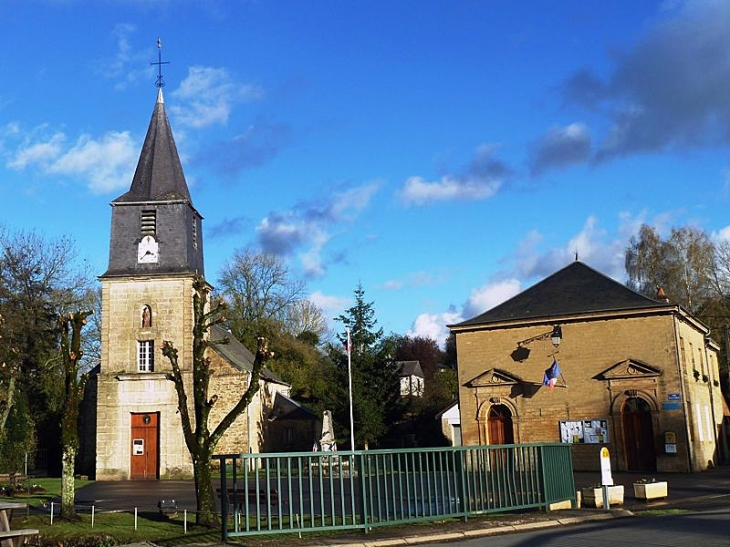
top-left (95, 87), bottom-right (204, 480)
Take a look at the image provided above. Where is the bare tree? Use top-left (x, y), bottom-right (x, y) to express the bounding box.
top-left (58, 310), bottom-right (93, 520)
top-left (218, 249), bottom-right (305, 349)
top-left (625, 224), bottom-right (714, 313)
top-left (284, 299), bottom-right (329, 342)
top-left (161, 277), bottom-right (272, 527)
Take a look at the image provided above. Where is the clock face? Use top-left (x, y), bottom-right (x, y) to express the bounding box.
top-left (137, 235), bottom-right (159, 263)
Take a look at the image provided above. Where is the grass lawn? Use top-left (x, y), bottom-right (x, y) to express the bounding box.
top-left (2, 478), bottom-right (237, 546)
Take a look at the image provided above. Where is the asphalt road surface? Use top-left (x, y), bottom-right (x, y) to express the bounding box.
top-left (426, 506), bottom-right (730, 546)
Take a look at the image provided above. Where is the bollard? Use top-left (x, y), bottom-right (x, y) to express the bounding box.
top-left (575, 490), bottom-right (582, 509)
top-left (91, 505), bottom-right (95, 528)
top-left (134, 507), bottom-right (138, 530)
top-left (602, 485), bottom-right (611, 510)
top-left (184, 509), bottom-right (187, 534)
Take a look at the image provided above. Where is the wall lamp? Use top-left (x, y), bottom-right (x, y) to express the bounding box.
top-left (511, 325), bottom-right (562, 362)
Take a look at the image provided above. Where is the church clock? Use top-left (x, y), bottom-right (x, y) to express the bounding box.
top-left (137, 235), bottom-right (159, 263)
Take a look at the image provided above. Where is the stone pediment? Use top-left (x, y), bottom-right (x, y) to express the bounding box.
top-left (596, 359), bottom-right (661, 381)
top-left (465, 368), bottom-right (525, 388)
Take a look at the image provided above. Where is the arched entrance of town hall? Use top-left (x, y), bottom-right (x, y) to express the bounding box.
top-left (488, 404), bottom-right (515, 445)
top-left (622, 397), bottom-right (656, 472)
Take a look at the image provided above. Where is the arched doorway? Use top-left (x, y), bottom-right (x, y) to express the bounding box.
top-left (622, 397), bottom-right (656, 472)
top-left (488, 404), bottom-right (514, 445)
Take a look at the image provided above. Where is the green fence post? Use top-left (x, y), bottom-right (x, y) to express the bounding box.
top-left (358, 451), bottom-right (370, 533)
top-left (219, 456), bottom-right (228, 543)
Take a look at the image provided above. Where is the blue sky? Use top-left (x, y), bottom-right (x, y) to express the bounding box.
top-left (1, 0), bottom-right (730, 345)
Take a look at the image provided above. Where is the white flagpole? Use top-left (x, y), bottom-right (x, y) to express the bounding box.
top-left (346, 327), bottom-right (355, 450)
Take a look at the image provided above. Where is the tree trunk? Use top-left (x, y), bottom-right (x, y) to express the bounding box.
top-left (60, 445), bottom-right (77, 520)
top-left (193, 450), bottom-right (218, 527)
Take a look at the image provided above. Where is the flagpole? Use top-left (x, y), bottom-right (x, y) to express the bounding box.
top-left (346, 327), bottom-right (355, 450)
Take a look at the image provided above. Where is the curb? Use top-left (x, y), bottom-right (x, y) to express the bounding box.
top-left (323, 509), bottom-right (635, 547)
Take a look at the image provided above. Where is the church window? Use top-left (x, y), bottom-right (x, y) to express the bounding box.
top-left (141, 210), bottom-right (157, 236)
top-left (192, 218), bottom-right (198, 250)
top-left (138, 340), bottom-right (154, 372)
top-left (141, 305), bottom-right (152, 328)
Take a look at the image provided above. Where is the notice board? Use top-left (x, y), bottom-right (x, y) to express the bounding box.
top-left (559, 419), bottom-right (609, 444)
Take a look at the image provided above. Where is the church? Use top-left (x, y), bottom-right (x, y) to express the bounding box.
top-left (82, 87), bottom-right (290, 480)
top-left (451, 261), bottom-right (728, 473)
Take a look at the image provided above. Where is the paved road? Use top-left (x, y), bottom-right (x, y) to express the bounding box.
top-left (426, 506), bottom-right (730, 546)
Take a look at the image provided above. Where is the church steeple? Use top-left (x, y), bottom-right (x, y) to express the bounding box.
top-left (102, 88), bottom-right (204, 278)
top-left (113, 89), bottom-right (192, 204)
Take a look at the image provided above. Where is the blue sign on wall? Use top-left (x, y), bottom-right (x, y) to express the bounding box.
top-left (663, 402), bottom-right (681, 410)
top-left (668, 393), bottom-right (681, 400)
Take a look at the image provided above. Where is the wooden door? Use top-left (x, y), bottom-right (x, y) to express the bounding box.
top-left (130, 413), bottom-right (158, 480)
top-left (488, 405), bottom-right (514, 445)
top-left (622, 398), bottom-right (656, 472)
top-left (487, 405), bottom-right (515, 475)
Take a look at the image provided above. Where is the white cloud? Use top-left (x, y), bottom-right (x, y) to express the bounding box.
top-left (309, 291), bottom-right (350, 317)
top-left (407, 310), bottom-right (463, 347)
top-left (400, 175), bottom-right (500, 205)
top-left (463, 278), bottom-right (522, 319)
top-left (8, 133), bottom-right (65, 169)
top-left (330, 182), bottom-right (379, 218)
top-left (711, 225), bottom-right (730, 243)
top-left (48, 132), bottom-right (137, 194)
top-left (8, 129), bottom-right (137, 194)
top-left (512, 215), bottom-right (635, 281)
top-left (380, 271), bottom-right (444, 291)
top-left (399, 144), bottom-right (510, 205)
top-left (171, 66), bottom-right (265, 128)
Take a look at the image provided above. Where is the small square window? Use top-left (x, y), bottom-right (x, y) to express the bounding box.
top-left (138, 340), bottom-right (154, 372)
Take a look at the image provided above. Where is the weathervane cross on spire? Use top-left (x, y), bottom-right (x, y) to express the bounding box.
top-left (151, 37), bottom-right (170, 88)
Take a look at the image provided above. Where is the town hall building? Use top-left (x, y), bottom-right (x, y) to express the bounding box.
top-left (451, 261), bottom-right (728, 473)
top-left (84, 87), bottom-right (289, 480)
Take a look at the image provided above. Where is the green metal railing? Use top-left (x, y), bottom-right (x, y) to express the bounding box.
top-left (213, 443), bottom-right (574, 541)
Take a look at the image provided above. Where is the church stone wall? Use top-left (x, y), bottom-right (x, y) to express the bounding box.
top-left (207, 351), bottom-right (253, 455)
top-left (96, 275), bottom-right (197, 480)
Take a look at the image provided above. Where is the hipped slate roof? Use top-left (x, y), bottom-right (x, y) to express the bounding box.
top-left (397, 360), bottom-right (424, 378)
top-left (453, 261), bottom-right (671, 328)
top-left (209, 324), bottom-right (285, 385)
top-left (113, 88), bottom-right (192, 204)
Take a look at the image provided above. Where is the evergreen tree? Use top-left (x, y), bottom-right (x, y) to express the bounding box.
top-left (329, 284), bottom-right (398, 449)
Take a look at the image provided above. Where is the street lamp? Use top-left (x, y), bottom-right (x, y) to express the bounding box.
top-left (511, 325), bottom-right (563, 362)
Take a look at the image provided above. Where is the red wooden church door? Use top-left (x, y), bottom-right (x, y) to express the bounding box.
top-left (130, 413), bottom-right (159, 480)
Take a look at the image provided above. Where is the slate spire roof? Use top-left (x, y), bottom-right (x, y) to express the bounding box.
top-left (454, 261), bottom-right (672, 328)
top-left (113, 88), bottom-right (192, 204)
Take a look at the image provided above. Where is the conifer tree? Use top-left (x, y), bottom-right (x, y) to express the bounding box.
top-left (331, 284), bottom-right (398, 449)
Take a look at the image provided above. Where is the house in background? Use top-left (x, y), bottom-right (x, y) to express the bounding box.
top-left (263, 393), bottom-right (321, 453)
top-left (397, 360), bottom-right (425, 397)
top-left (436, 401), bottom-right (461, 446)
top-left (450, 261), bottom-right (727, 473)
